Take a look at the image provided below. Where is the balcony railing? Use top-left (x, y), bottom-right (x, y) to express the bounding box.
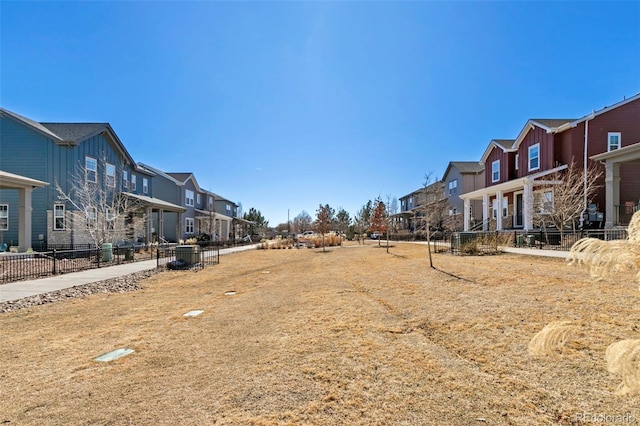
top-left (615, 203), bottom-right (639, 226)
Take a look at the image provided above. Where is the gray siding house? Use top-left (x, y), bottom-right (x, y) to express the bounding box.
top-left (0, 108), bottom-right (182, 249)
top-left (442, 161), bottom-right (485, 230)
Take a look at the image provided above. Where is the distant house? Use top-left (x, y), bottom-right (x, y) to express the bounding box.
top-left (460, 93), bottom-right (640, 231)
top-left (195, 191), bottom-right (238, 241)
top-left (394, 180), bottom-right (446, 233)
top-left (0, 108), bottom-right (184, 249)
top-left (441, 161), bottom-right (485, 230)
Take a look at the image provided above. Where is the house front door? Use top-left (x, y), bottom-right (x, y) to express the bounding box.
top-left (515, 193), bottom-right (524, 227)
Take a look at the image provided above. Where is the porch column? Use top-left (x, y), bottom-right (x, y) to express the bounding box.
top-left (463, 198), bottom-right (471, 231)
top-left (495, 190), bottom-right (503, 230)
top-left (158, 209), bottom-right (164, 243)
top-left (145, 206), bottom-right (152, 244)
top-left (523, 181), bottom-right (534, 231)
top-left (482, 194), bottom-right (489, 231)
top-left (17, 187), bottom-right (33, 252)
top-left (604, 161), bottom-right (620, 229)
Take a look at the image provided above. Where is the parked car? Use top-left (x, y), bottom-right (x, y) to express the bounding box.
top-left (370, 232), bottom-right (380, 239)
top-left (301, 231), bottom-right (314, 237)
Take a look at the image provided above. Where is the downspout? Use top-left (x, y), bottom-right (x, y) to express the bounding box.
top-left (579, 111), bottom-right (595, 228)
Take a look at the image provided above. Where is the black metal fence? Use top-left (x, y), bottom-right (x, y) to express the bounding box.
top-left (445, 228), bottom-right (628, 255)
top-left (0, 242), bottom-right (225, 284)
top-left (157, 245), bottom-right (220, 270)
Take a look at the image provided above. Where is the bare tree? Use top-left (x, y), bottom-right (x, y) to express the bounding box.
top-left (532, 161), bottom-right (602, 238)
top-left (415, 173), bottom-right (447, 236)
top-left (293, 211), bottom-right (313, 234)
top-left (354, 200), bottom-right (372, 244)
top-left (55, 159), bottom-right (143, 246)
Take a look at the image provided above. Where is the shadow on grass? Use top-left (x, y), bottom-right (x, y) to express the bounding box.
top-left (432, 266), bottom-right (476, 283)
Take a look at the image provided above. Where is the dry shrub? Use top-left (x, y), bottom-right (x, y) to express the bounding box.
top-left (568, 211), bottom-right (640, 287)
top-left (528, 321), bottom-right (577, 357)
top-left (260, 238), bottom-right (294, 250)
top-left (605, 339), bottom-right (640, 395)
top-left (308, 233), bottom-right (343, 248)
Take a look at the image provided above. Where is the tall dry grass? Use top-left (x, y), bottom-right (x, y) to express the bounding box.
top-left (606, 339), bottom-right (640, 395)
top-left (569, 211), bottom-right (640, 287)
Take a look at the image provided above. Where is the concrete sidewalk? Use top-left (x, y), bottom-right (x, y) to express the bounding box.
top-left (0, 244), bottom-right (259, 303)
top-left (401, 240), bottom-right (574, 259)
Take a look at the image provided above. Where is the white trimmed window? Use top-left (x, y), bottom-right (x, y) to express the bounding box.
top-left (185, 190), bottom-right (194, 207)
top-left (515, 154), bottom-right (519, 171)
top-left (608, 132), bottom-right (621, 151)
top-left (131, 174), bottom-right (137, 191)
top-left (491, 160), bottom-right (500, 183)
top-left (448, 179), bottom-right (458, 196)
top-left (54, 204), bottom-right (66, 230)
top-left (85, 207), bottom-right (97, 228)
top-left (123, 171), bottom-right (128, 189)
top-left (226, 204), bottom-right (231, 213)
top-left (106, 163), bottom-right (116, 187)
top-left (0, 204), bottom-right (8, 231)
top-left (208, 196), bottom-right (214, 210)
top-left (185, 218), bottom-right (194, 234)
top-left (528, 144), bottom-right (540, 171)
top-left (535, 190), bottom-right (554, 214)
top-left (106, 208), bottom-right (115, 230)
top-left (142, 178), bottom-right (148, 194)
top-left (492, 199), bottom-right (498, 218)
top-left (85, 156), bottom-right (97, 183)
top-left (196, 193), bottom-right (201, 205)
top-left (502, 197), bottom-right (508, 218)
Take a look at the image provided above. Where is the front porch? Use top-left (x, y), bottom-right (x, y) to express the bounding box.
top-left (592, 142), bottom-right (640, 229)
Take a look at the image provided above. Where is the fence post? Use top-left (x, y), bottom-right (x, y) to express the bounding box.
top-left (53, 249), bottom-right (57, 275)
top-left (156, 245), bottom-right (160, 268)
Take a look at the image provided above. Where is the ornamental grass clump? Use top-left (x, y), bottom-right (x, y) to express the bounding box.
top-left (605, 339), bottom-right (640, 395)
top-left (568, 210), bottom-right (640, 287)
top-left (528, 321), bottom-right (577, 358)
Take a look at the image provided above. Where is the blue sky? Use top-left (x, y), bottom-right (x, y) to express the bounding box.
top-left (2, 1), bottom-right (639, 226)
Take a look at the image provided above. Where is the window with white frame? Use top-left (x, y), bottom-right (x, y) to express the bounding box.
top-left (515, 154), bottom-right (519, 171)
top-left (85, 156), bottom-right (97, 183)
top-left (105, 163), bottom-right (116, 187)
top-left (142, 178), bottom-right (148, 194)
top-left (492, 199), bottom-right (498, 218)
top-left (535, 190), bottom-right (554, 214)
top-left (226, 204), bottom-right (231, 213)
top-left (528, 144), bottom-right (540, 171)
top-left (185, 190), bottom-right (194, 206)
top-left (502, 197), bottom-right (508, 217)
top-left (0, 204), bottom-right (8, 231)
top-left (85, 207), bottom-right (97, 228)
top-left (123, 171), bottom-right (128, 189)
top-left (106, 208), bottom-right (115, 230)
top-left (492, 160), bottom-right (500, 182)
top-left (54, 204), bottom-right (66, 230)
top-left (208, 196), bottom-right (214, 210)
top-left (185, 218), bottom-right (194, 234)
top-left (608, 132), bottom-right (621, 151)
top-left (196, 193), bottom-right (201, 205)
top-left (448, 179), bottom-right (458, 196)
top-left (130, 174), bottom-right (137, 191)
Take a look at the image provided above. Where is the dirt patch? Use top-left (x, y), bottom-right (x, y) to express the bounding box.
top-left (1, 242), bottom-right (638, 424)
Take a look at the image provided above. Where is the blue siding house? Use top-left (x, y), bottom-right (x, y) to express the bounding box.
top-left (0, 108), bottom-right (182, 248)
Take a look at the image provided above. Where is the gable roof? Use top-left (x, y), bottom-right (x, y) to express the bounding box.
top-left (40, 123), bottom-right (109, 143)
top-left (480, 139), bottom-right (516, 163)
top-left (561, 92), bottom-right (640, 130)
top-left (167, 172), bottom-right (201, 192)
top-left (442, 161), bottom-right (484, 180)
top-left (1, 108), bottom-right (138, 168)
top-left (0, 108), bottom-right (63, 141)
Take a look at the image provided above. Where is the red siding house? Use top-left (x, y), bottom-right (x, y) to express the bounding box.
top-left (460, 93), bottom-right (640, 231)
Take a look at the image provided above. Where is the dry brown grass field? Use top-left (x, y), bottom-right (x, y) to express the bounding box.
top-left (2, 242), bottom-right (639, 425)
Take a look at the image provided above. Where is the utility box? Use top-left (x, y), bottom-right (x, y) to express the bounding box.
top-left (176, 245), bottom-right (200, 266)
top-left (101, 243), bottom-right (113, 262)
